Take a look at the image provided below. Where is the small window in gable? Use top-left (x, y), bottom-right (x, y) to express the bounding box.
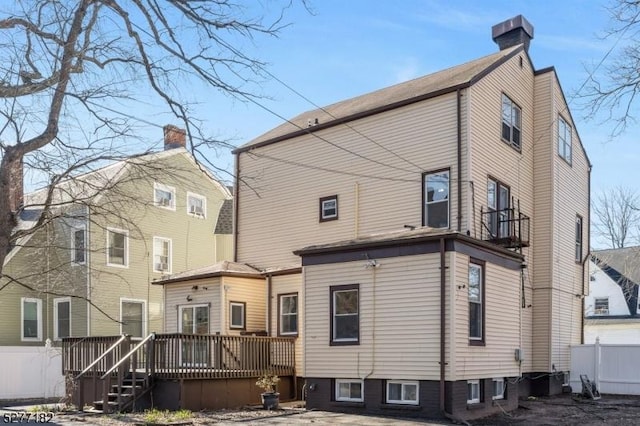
top-left (594, 298), bottom-right (609, 315)
top-left (187, 192), bottom-right (206, 218)
top-left (558, 115), bottom-right (572, 164)
top-left (154, 183), bottom-right (176, 210)
top-left (319, 195), bottom-right (338, 222)
top-left (502, 94), bottom-right (522, 150)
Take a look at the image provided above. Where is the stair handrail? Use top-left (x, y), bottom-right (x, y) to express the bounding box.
top-left (100, 332), bottom-right (156, 380)
top-left (74, 334), bottom-right (129, 380)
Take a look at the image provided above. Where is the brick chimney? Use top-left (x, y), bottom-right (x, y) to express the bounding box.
top-left (163, 125), bottom-right (186, 150)
top-left (8, 156), bottom-right (23, 213)
top-left (492, 15), bottom-right (534, 52)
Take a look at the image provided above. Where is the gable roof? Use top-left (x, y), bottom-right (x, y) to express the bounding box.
top-left (214, 197), bottom-right (233, 234)
top-left (592, 247), bottom-right (640, 317)
top-left (5, 148), bottom-right (231, 266)
top-left (234, 44), bottom-right (523, 153)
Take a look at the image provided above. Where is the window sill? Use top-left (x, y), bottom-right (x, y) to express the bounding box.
top-left (330, 340), bottom-right (360, 346)
top-left (380, 403), bottom-right (420, 411)
top-left (469, 340), bottom-right (485, 346)
top-left (466, 402), bottom-right (484, 410)
top-left (331, 401), bottom-right (364, 408)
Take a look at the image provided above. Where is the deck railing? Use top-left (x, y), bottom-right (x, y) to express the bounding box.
top-left (63, 333), bottom-right (296, 380)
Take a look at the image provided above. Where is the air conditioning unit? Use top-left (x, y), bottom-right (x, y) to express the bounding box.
top-left (156, 262), bottom-right (168, 271)
top-left (190, 205), bottom-right (204, 215)
top-left (159, 198), bottom-right (170, 207)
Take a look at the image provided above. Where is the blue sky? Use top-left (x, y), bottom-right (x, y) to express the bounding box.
top-left (192, 0), bottom-right (635, 198)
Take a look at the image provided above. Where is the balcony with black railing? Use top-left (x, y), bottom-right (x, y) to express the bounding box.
top-left (480, 207), bottom-right (530, 249)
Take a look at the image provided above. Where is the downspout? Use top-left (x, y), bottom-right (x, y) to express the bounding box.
top-left (456, 89), bottom-right (463, 232)
top-left (581, 165), bottom-right (592, 344)
top-left (233, 153), bottom-right (240, 262)
top-left (267, 274), bottom-right (272, 335)
top-left (439, 237), bottom-right (446, 413)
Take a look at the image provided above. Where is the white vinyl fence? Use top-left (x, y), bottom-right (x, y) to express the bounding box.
top-left (0, 342), bottom-right (65, 400)
top-left (571, 338), bottom-right (640, 395)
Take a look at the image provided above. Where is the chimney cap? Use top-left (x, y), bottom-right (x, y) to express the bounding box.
top-left (492, 15), bottom-right (534, 51)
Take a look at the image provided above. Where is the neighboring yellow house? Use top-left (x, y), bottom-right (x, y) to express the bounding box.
top-left (232, 15), bottom-right (590, 420)
top-left (0, 126), bottom-right (233, 346)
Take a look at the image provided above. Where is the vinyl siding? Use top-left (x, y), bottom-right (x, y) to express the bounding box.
top-left (270, 274), bottom-right (304, 376)
top-left (87, 153), bottom-right (230, 337)
top-left (220, 276), bottom-right (266, 335)
top-left (303, 254), bottom-right (449, 380)
top-left (237, 93), bottom-right (461, 269)
top-left (163, 278), bottom-right (222, 334)
top-left (453, 253), bottom-right (522, 379)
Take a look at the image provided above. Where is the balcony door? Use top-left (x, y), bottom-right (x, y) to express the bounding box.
top-left (179, 304), bottom-right (210, 367)
top-left (487, 178), bottom-right (510, 239)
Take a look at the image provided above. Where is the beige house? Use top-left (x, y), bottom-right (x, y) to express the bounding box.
top-left (232, 15), bottom-right (590, 420)
top-left (0, 126), bottom-right (232, 346)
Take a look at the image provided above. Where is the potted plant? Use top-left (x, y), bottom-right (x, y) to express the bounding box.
top-left (256, 372), bottom-right (280, 409)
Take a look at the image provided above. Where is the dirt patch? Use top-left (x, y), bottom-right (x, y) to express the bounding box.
top-left (472, 394), bottom-right (640, 425)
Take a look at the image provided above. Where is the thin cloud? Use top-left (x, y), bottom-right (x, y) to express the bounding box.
top-left (536, 34), bottom-right (609, 53)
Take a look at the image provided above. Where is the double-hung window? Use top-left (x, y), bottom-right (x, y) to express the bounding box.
top-left (319, 195), bottom-right (338, 222)
top-left (72, 227), bottom-right (86, 264)
top-left (386, 381), bottom-right (419, 405)
top-left (594, 298), bottom-right (609, 315)
top-left (107, 228), bottom-right (128, 267)
top-left (54, 298), bottom-right (71, 340)
top-left (279, 293), bottom-right (298, 336)
top-left (154, 183), bottom-right (176, 210)
top-left (423, 170), bottom-right (449, 228)
top-left (502, 94), bottom-right (522, 149)
top-left (21, 298), bottom-right (42, 342)
top-left (331, 284), bottom-right (359, 344)
top-left (187, 192), bottom-right (206, 217)
top-left (335, 379), bottom-right (363, 402)
top-left (558, 116), bottom-right (572, 164)
top-left (469, 261), bottom-right (484, 344)
top-left (153, 237), bottom-right (172, 273)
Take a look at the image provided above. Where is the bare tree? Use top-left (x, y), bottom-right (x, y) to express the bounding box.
top-left (581, 0), bottom-right (640, 137)
top-left (592, 186), bottom-right (640, 249)
top-left (0, 0), bottom-right (299, 277)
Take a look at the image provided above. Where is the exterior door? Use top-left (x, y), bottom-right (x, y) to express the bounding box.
top-left (179, 305), bottom-right (209, 366)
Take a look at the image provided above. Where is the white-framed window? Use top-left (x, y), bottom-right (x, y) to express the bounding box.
top-left (467, 379), bottom-right (481, 404)
top-left (54, 297), bottom-right (71, 340)
top-left (319, 195), bottom-right (338, 222)
top-left (106, 227), bottom-right (128, 267)
top-left (594, 298), bottom-right (609, 315)
top-left (469, 261), bottom-right (484, 342)
top-left (279, 293), bottom-right (298, 336)
top-left (153, 237), bottom-right (172, 273)
top-left (423, 170), bottom-right (449, 228)
top-left (154, 182), bottom-right (176, 210)
top-left (501, 94), bottom-right (522, 149)
top-left (21, 297), bottom-right (42, 342)
top-left (229, 301), bottom-right (245, 329)
top-left (386, 380), bottom-right (419, 405)
top-left (331, 285), bottom-right (359, 344)
top-left (187, 192), bottom-right (206, 218)
top-left (121, 299), bottom-right (146, 338)
top-left (492, 378), bottom-right (505, 400)
top-left (558, 115), bottom-right (572, 164)
top-left (71, 226), bottom-right (86, 264)
top-left (336, 379), bottom-right (363, 402)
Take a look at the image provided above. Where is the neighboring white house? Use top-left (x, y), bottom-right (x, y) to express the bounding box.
top-left (585, 247), bottom-right (640, 344)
